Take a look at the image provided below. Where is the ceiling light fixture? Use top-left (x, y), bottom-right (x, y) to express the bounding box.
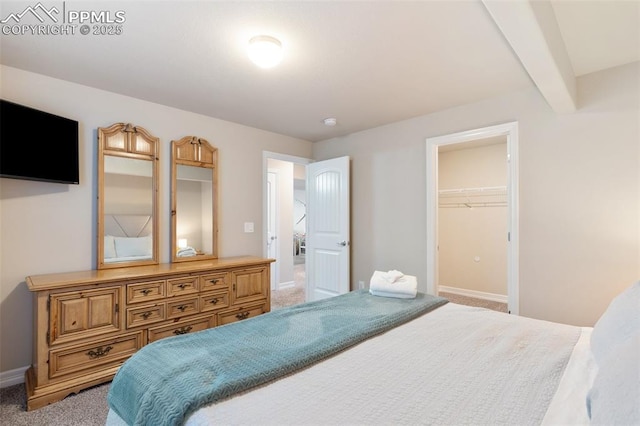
top-left (248, 35), bottom-right (283, 69)
top-left (323, 117), bottom-right (337, 126)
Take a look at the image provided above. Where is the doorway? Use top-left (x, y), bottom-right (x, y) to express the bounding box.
top-left (263, 152), bottom-right (311, 310)
top-left (263, 152), bottom-right (351, 309)
top-left (426, 122), bottom-right (519, 315)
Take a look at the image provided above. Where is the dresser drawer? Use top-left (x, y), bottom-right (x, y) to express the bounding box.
top-left (126, 280), bottom-right (165, 304)
top-left (199, 291), bottom-right (230, 313)
top-left (217, 302), bottom-right (267, 326)
top-left (166, 297), bottom-right (199, 319)
top-left (147, 314), bottom-right (216, 343)
top-left (200, 272), bottom-right (229, 292)
top-left (167, 276), bottom-right (199, 297)
top-left (49, 331), bottom-right (143, 380)
top-left (126, 303), bottom-right (166, 328)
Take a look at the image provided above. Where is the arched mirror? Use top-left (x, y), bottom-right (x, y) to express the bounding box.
top-left (171, 136), bottom-right (218, 262)
top-left (97, 123), bottom-right (159, 269)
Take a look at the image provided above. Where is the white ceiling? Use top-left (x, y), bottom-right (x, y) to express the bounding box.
top-left (1, 1), bottom-right (638, 142)
top-left (551, 0), bottom-right (640, 77)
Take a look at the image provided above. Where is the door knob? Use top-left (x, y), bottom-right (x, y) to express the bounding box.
top-left (337, 241), bottom-right (348, 246)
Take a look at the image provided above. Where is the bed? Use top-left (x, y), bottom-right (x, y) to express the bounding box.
top-left (103, 214), bottom-right (153, 263)
top-left (105, 282), bottom-right (639, 426)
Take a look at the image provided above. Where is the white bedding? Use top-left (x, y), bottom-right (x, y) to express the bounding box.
top-left (542, 326), bottom-right (596, 425)
top-left (107, 302), bottom-right (595, 426)
top-left (103, 215), bottom-right (153, 263)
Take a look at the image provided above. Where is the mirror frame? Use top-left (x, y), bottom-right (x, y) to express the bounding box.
top-left (97, 123), bottom-right (160, 269)
top-left (171, 136), bottom-right (218, 263)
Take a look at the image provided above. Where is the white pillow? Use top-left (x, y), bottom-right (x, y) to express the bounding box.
top-left (587, 333), bottom-right (640, 425)
top-left (114, 235), bottom-right (152, 258)
top-left (104, 235), bottom-right (116, 259)
top-left (590, 281), bottom-right (640, 365)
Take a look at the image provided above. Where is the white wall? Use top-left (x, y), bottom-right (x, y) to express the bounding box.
top-left (267, 158), bottom-right (295, 288)
top-left (313, 61), bottom-right (639, 327)
top-left (0, 66), bottom-right (312, 375)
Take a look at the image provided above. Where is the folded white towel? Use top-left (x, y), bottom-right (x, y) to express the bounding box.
top-left (382, 269), bottom-right (404, 283)
top-left (369, 270), bottom-right (417, 299)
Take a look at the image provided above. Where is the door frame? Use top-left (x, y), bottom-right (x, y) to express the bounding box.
top-left (262, 151), bottom-right (313, 291)
top-left (267, 170), bottom-right (279, 290)
top-left (425, 121), bottom-right (519, 314)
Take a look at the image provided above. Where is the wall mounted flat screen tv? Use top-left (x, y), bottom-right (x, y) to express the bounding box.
top-left (1, 100), bottom-right (79, 184)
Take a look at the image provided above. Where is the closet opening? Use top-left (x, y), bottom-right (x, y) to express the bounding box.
top-left (437, 139), bottom-right (508, 313)
top-left (426, 122), bottom-right (519, 315)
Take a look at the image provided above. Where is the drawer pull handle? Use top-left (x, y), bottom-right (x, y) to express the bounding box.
top-left (140, 289), bottom-right (152, 295)
top-left (177, 305), bottom-right (188, 312)
top-left (209, 279), bottom-right (219, 284)
top-left (141, 311), bottom-right (152, 319)
top-left (87, 345), bottom-right (113, 359)
top-left (173, 326), bottom-right (193, 335)
top-left (236, 311), bottom-right (250, 320)
top-left (210, 298), bottom-right (219, 305)
top-left (177, 284), bottom-right (188, 289)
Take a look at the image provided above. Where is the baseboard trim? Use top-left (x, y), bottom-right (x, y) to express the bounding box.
top-left (439, 285), bottom-right (507, 303)
top-left (277, 280), bottom-right (295, 290)
top-left (0, 366), bottom-right (28, 388)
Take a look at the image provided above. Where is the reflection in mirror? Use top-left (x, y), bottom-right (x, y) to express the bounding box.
top-left (171, 136), bottom-right (218, 262)
top-left (98, 123), bottom-right (159, 269)
top-left (104, 157), bottom-right (153, 261)
top-left (175, 165), bottom-right (213, 257)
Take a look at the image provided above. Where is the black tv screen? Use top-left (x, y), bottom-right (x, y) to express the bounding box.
top-left (0, 100), bottom-right (79, 184)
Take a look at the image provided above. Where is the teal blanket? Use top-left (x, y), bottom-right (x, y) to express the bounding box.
top-left (107, 289), bottom-right (448, 426)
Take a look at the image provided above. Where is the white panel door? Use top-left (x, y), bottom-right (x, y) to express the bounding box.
top-left (306, 156), bottom-right (350, 300)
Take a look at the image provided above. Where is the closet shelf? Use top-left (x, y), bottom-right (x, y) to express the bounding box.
top-left (439, 201), bottom-right (507, 208)
top-left (438, 186), bottom-right (507, 208)
top-left (438, 186), bottom-right (506, 197)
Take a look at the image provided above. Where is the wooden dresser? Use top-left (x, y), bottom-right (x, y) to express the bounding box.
top-left (24, 256), bottom-right (273, 410)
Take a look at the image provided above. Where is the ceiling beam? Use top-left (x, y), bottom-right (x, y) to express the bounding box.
top-left (482, 0), bottom-right (577, 113)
